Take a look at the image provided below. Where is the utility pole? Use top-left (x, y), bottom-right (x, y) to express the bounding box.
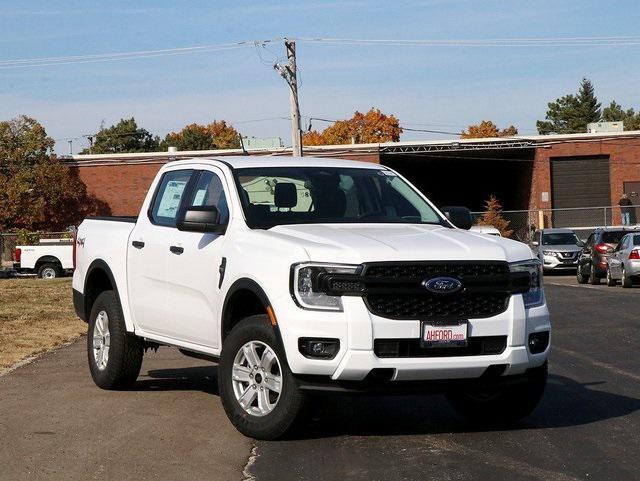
top-left (274, 38), bottom-right (302, 157)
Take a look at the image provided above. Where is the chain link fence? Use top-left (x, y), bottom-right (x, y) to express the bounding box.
top-left (0, 232), bottom-right (71, 267)
top-left (472, 204), bottom-right (640, 242)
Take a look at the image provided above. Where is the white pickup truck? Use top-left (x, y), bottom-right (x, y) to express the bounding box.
top-left (73, 156), bottom-right (551, 439)
top-left (15, 239), bottom-right (73, 278)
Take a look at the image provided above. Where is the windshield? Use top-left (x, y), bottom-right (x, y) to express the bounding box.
top-left (234, 167), bottom-right (445, 229)
top-left (542, 232), bottom-right (581, 245)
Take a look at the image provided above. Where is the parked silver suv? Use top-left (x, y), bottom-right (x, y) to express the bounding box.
top-left (531, 228), bottom-right (584, 272)
top-left (606, 233), bottom-right (640, 287)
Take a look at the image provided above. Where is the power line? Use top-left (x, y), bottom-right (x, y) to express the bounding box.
top-left (296, 36), bottom-right (640, 47)
top-left (307, 116), bottom-right (461, 136)
top-left (0, 39), bottom-right (282, 69)
top-left (5, 34), bottom-right (640, 70)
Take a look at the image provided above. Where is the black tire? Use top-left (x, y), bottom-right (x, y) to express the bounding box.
top-left (446, 362), bottom-right (547, 425)
top-left (588, 264), bottom-right (601, 285)
top-left (219, 315), bottom-right (305, 440)
top-left (87, 290), bottom-right (143, 389)
top-left (576, 266), bottom-right (589, 284)
top-left (38, 262), bottom-right (61, 279)
top-left (622, 267), bottom-right (633, 288)
top-left (606, 267), bottom-right (617, 287)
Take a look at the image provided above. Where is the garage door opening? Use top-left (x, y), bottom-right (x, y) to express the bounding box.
top-left (551, 155), bottom-right (610, 227)
top-left (381, 149), bottom-right (535, 212)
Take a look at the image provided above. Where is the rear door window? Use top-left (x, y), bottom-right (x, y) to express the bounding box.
top-left (601, 231), bottom-right (627, 244)
top-left (150, 170), bottom-right (193, 227)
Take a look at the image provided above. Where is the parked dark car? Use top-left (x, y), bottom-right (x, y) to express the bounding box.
top-left (577, 227), bottom-right (640, 284)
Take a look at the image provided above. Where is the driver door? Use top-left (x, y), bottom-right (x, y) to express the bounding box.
top-left (164, 167), bottom-right (231, 349)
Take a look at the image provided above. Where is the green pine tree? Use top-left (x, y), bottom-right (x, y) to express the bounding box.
top-left (536, 78), bottom-right (601, 135)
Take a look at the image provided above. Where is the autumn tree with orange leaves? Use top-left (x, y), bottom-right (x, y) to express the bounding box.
top-left (303, 108), bottom-right (402, 146)
top-left (461, 120), bottom-right (518, 139)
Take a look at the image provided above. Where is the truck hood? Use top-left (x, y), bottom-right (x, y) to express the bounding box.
top-left (268, 224), bottom-right (534, 264)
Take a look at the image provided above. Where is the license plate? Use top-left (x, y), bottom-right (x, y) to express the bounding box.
top-left (421, 321), bottom-right (468, 348)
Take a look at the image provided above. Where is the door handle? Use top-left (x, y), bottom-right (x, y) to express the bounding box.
top-left (169, 245), bottom-right (184, 255)
top-left (132, 241), bottom-right (145, 249)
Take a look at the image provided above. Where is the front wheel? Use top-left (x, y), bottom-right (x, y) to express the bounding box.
top-left (219, 315), bottom-right (305, 440)
top-left (606, 267), bottom-right (617, 286)
top-left (446, 362), bottom-right (547, 425)
top-left (576, 266), bottom-right (588, 284)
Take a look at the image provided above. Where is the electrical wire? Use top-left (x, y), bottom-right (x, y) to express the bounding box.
top-left (296, 36), bottom-right (640, 47)
top-left (0, 39), bottom-right (282, 69)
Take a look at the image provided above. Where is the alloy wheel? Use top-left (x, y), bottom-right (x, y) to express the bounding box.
top-left (92, 310), bottom-right (111, 370)
top-left (232, 341), bottom-right (282, 417)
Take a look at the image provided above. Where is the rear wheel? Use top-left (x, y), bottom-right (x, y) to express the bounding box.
top-left (588, 264), bottom-right (601, 285)
top-left (622, 266), bottom-right (633, 288)
top-left (606, 267), bottom-right (617, 286)
top-left (87, 290), bottom-right (143, 389)
top-left (38, 262), bottom-right (61, 279)
top-left (219, 315), bottom-right (304, 440)
top-left (446, 362), bottom-right (547, 425)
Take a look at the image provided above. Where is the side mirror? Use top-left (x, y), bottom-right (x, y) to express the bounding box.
top-left (441, 206), bottom-right (473, 230)
top-left (177, 206), bottom-right (224, 233)
top-left (577, 240), bottom-right (585, 247)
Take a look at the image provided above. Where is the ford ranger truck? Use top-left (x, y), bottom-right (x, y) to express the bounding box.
top-left (72, 156), bottom-right (550, 440)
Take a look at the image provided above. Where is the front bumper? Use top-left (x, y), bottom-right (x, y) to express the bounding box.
top-left (272, 292), bottom-right (551, 383)
top-left (542, 254), bottom-right (578, 270)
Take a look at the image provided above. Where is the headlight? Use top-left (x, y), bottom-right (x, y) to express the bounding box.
top-left (509, 259), bottom-right (544, 308)
top-left (291, 263), bottom-right (360, 311)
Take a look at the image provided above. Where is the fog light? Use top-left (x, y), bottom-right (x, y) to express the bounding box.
top-left (298, 338), bottom-right (340, 359)
top-left (528, 331), bottom-right (549, 354)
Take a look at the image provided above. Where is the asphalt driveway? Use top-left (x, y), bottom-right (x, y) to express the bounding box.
top-left (2, 282), bottom-right (639, 480)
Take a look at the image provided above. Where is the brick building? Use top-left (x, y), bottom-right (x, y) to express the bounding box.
top-left (64, 130), bottom-right (640, 229)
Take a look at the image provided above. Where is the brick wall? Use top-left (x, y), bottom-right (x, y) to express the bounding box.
top-left (530, 139), bottom-right (640, 225)
top-left (72, 162), bottom-right (165, 216)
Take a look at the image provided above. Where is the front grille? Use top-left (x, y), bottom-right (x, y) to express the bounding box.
top-left (366, 292), bottom-right (509, 320)
top-left (374, 336), bottom-right (508, 358)
top-left (361, 261), bottom-right (512, 320)
top-left (364, 262), bottom-right (509, 279)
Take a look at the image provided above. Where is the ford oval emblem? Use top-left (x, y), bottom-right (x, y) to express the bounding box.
top-left (423, 276), bottom-right (463, 294)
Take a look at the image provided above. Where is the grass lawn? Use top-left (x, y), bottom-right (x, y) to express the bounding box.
top-left (0, 277), bottom-right (85, 372)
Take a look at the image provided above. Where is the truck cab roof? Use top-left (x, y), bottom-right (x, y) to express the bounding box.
top-left (165, 156), bottom-right (385, 170)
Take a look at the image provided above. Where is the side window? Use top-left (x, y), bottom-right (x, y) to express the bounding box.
top-left (188, 171), bottom-right (230, 224)
top-left (150, 170), bottom-right (193, 227)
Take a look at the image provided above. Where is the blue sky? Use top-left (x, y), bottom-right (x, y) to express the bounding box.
top-left (1, 0), bottom-right (640, 153)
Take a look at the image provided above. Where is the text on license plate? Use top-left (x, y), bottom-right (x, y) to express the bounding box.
top-left (422, 323), bottom-right (468, 347)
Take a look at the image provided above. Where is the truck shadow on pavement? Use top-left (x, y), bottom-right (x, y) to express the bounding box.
top-left (135, 366), bottom-right (220, 395)
top-left (134, 366), bottom-right (640, 438)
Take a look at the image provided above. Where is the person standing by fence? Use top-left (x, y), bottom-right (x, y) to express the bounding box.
top-left (619, 193), bottom-right (633, 226)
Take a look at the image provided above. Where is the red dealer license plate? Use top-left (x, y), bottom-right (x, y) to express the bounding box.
top-left (421, 321), bottom-right (468, 348)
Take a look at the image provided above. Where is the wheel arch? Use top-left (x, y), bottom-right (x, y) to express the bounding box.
top-left (83, 259), bottom-right (122, 324)
top-left (221, 278), bottom-right (276, 343)
top-left (35, 255), bottom-right (62, 268)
